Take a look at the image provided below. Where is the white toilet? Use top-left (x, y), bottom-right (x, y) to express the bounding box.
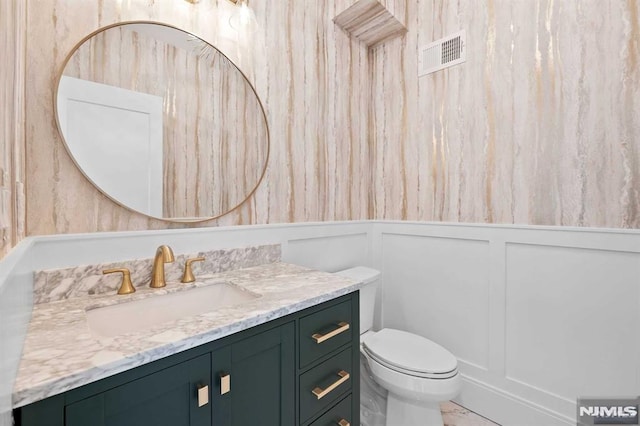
top-left (336, 267), bottom-right (461, 426)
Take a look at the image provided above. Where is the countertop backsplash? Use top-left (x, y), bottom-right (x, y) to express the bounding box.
top-left (33, 244), bottom-right (281, 304)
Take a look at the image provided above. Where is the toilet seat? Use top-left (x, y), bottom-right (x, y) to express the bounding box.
top-left (362, 328), bottom-right (458, 379)
top-left (363, 350), bottom-right (462, 403)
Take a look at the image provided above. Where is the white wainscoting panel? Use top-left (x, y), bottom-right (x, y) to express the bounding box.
top-left (284, 232), bottom-right (370, 272)
top-left (505, 243), bottom-right (640, 400)
top-left (380, 233), bottom-right (491, 371)
top-left (376, 222), bottom-right (640, 426)
top-left (25, 222), bottom-right (372, 272)
top-left (0, 240), bottom-right (35, 426)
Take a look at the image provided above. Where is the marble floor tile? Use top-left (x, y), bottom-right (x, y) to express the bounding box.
top-left (442, 401), bottom-right (500, 426)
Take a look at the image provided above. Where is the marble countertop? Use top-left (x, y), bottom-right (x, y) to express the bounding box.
top-left (13, 263), bottom-right (363, 408)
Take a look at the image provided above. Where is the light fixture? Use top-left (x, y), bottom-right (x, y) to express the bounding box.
top-left (229, 0), bottom-right (255, 31)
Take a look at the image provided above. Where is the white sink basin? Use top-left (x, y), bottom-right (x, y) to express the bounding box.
top-left (86, 283), bottom-right (260, 338)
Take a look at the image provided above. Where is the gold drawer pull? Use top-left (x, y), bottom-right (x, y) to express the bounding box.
top-left (312, 322), bottom-right (350, 344)
top-left (311, 370), bottom-right (350, 400)
top-left (220, 373), bottom-right (231, 395)
top-left (337, 420), bottom-right (350, 426)
top-left (197, 385), bottom-right (209, 407)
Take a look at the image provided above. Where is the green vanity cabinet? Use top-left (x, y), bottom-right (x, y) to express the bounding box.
top-left (15, 292), bottom-right (359, 426)
top-left (211, 323), bottom-right (295, 426)
top-left (298, 296), bottom-right (359, 426)
top-left (65, 353), bottom-right (212, 426)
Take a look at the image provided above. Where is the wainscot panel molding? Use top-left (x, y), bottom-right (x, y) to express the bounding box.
top-left (375, 221), bottom-right (640, 426)
top-left (0, 239), bottom-right (33, 426)
top-left (371, 0), bottom-right (640, 228)
top-left (25, 0), bottom-right (371, 236)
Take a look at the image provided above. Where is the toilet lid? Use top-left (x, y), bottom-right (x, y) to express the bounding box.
top-left (362, 328), bottom-right (457, 375)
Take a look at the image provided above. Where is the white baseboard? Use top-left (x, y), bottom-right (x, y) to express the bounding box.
top-left (456, 375), bottom-right (573, 426)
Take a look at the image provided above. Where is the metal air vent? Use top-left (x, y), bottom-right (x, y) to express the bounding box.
top-left (419, 30), bottom-right (466, 76)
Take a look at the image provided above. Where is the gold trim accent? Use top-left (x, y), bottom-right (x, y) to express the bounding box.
top-left (150, 245), bottom-right (175, 288)
top-left (337, 420), bottom-right (350, 426)
top-left (312, 322), bottom-right (350, 344)
top-left (311, 370), bottom-right (350, 400)
top-left (220, 373), bottom-right (231, 395)
top-left (197, 385), bottom-right (209, 407)
top-left (102, 268), bottom-right (136, 295)
top-left (181, 256), bottom-right (205, 283)
top-left (53, 20), bottom-right (271, 224)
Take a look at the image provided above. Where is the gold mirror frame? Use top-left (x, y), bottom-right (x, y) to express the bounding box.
top-left (54, 21), bottom-right (270, 223)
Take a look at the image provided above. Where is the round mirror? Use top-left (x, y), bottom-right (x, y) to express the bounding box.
top-left (55, 22), bottom-right (269, 222)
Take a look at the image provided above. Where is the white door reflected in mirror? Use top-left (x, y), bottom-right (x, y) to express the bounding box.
top-left (58, 76), bottom-right (164, 217)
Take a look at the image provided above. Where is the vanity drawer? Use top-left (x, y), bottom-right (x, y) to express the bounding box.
top-left (299, 300), bottom-right (352, 368)
top-left (308, 395), bottom-right (352, 426)
top-left (300, 347), bottom-right (352, 423)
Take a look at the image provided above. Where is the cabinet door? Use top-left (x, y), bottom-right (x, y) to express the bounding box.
top-left (65, 353), bottom-right (211, 426)
top-left (212, 322), bottom-right (295, 426)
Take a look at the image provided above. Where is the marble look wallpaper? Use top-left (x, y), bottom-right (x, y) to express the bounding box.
top-left (0, 0), bottom-right (26, 259)
top-left (25, 0), bottom-right (371, 236)
top-left (371, 0), bottom-right (640, 228)
top-left (64, 24), bottom-right (268, 219)
top-left (7, 0), bottom-right (639, 248)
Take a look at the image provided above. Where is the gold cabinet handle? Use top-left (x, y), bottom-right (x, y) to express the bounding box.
top-left (337, 420), bottom-right (350, 426)
top-left (181, 256), bottom-right (205, 283)
top-left (311, 370), bottom-right (350, 400)
top-left (312, 322), bottom-right (350, 344)
top-left (103, 268), bottom-right (135, 295)
top-left (197, 385), bottom-right (209, 407)
top-left (220, 372), bottom-right (231, 395)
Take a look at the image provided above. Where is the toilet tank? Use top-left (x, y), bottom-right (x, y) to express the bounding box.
top-left (334, 267), bottom-right (381, 335)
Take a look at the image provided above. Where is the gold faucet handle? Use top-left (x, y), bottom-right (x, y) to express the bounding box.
top-left (181, 257), bottom-right (205, 283)
top-left (103, 268), bottom-right (136, 295)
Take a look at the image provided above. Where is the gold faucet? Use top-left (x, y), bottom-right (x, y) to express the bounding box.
top-left (181, 256), bottom-right (205, 283)
top-left (150, 245), bottom-right (175, 288)
top-left (103, 268), bottom-right (136, 295)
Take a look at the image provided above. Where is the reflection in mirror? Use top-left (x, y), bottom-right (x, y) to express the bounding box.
top-left (56, 22), bottom-right (269, 222)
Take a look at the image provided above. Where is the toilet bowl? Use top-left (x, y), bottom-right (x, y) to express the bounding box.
top-left (362, 329), bottom-right (461, 426)
top-left (336, 267), bottom-right (461, 426)
top-left (360, 351), bottom-right (388, 426)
